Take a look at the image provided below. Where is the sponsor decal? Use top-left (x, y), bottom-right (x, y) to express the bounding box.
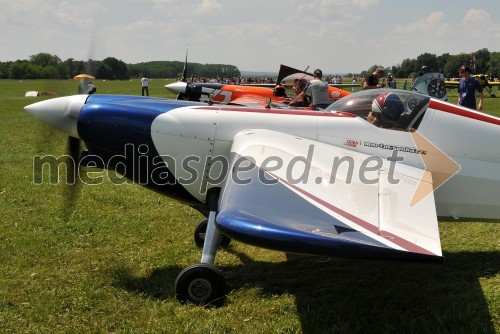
top-left (344, 139), bottom-right (426, 155)
top-left (364, 141), bottom-right (427, 155)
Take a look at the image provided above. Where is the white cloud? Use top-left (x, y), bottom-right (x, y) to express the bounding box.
top-left (148, 0), bottom-right (221, 18)
top-left (395, 12), bottom-right (448, 36)
top-left (462, 8), bottom-right (490, 23)
top-left (296, 0), bottom-right (376, 21)
top-left (195, 0), bottom-right (221, 15)
top-left (2, 0), bottom-right (500, 72)
top-left (319, 0), bottom-right (378, 9)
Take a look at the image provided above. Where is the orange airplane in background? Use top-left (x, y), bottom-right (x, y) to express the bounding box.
top-left (164, 64), bottom-right (352, 108)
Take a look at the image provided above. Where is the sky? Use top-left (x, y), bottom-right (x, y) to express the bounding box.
top-left (2, 0), bottom-right (500, 74)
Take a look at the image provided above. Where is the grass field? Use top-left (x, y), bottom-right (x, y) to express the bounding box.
top-left (0, 79), bottom-right (498, 333)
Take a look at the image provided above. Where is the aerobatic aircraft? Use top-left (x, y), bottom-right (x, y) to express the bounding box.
top-left (25, 88), bottom-right (500, 305)
top-left (165, 64), bottom-right (351, 107)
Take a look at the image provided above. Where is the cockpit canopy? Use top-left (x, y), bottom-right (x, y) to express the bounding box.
top-left (325, 89), bottom-right (430, 131)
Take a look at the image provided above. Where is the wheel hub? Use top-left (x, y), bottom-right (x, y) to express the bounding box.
top-left (188, 278), bottom-right (212, 300)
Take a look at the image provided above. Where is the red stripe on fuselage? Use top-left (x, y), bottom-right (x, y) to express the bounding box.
top-left (430, 100), bottom-right (500, 125)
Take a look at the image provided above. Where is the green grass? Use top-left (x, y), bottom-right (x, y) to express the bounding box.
top-left (0, 79), bottom-right (498, 333)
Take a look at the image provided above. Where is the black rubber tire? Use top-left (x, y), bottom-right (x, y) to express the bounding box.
top-left (174, 263), bottom-right (226, 306)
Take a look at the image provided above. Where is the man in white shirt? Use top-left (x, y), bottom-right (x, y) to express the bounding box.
top-left (291, 69), bottom-right (331, 110)
top-left (141, 77), bottom-right (150, 96)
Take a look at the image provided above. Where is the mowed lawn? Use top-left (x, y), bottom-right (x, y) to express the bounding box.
top-left (0, 79), bottom-right (498, 333)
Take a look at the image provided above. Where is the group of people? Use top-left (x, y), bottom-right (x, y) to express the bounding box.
top-left (78, 65), bottom-right (486, 112)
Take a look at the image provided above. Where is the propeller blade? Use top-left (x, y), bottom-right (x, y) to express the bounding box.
top-left (181, 49), bottom-right (188, 82)
top-left (61, 136), bottom-right (82, 222)
top-left (67, 136), bottom-right (81, 182)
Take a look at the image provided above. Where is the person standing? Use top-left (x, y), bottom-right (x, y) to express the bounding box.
top-left (86, 81), bottom-right (96, 94)
top-left (141, 76), bottom-right (150, 96)
top-left (457, 66), bottom-right (483, 110)
top-left (363, 68), bottom-right (385, 89)
top-left (291, 69), bottom-right (331, 110)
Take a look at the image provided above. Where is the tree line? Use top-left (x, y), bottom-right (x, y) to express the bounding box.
top-left (0, 53), bottom-right (241, 80)
top-left (1, 48), bottom-right (499, 80)
top-left (362, 48), bottom-right (500, 79)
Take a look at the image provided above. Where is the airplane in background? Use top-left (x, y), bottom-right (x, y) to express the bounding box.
top-left (25, 87), bottom-right (500, 306)
top-left (165, 64), bottom-right (352, 108)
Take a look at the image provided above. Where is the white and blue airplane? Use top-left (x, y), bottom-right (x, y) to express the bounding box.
top-left (25, 88), bottom-right (500, 305)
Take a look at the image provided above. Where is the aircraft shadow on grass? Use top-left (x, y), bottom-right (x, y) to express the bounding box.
top-left (112, 249), bottom-right (499, 333)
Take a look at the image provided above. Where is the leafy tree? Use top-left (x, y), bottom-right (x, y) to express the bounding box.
top-left (437, 53), bottom-right (451, 71)
top-left (41, 66), bottom-right (57, 79)
top-left (443, 53), bottom-right (471, 78)
top-left (0, 62), bottom-right (10, 79)
top-left (96, 63), bottom-right (113, 79)
top-left (398, 58), bottom-right (417, 78)
top-left (489, 52), bottom-right (500, 78)
top-left (29, 53), bottom-right (61, 67)
top-left (415, 53), bottom-right (439, 72)
top-left (9, 61), bottom-right (30, 79)
top-left (97, 57), bottom-right (129, 80)
top-left (26, 64), bottom-right (45, 79)
top-left (474, 48), bottom-right (491, 73)
top-left (81, 59), bottom-right (101, 77)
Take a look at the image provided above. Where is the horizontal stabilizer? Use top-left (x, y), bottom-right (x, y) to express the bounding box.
top-left (216, 130), bottom-right (443, 262)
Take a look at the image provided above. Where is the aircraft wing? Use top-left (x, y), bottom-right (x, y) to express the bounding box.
top-left (444, 80), bottom-right (459, 88)
top-left (446, 78), bottom-right (500, 88)
top-left (216, 130), bottom-right (443, 262)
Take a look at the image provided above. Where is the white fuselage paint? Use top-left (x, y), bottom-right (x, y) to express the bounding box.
top-left (151, 103), bottom-right (500, 220)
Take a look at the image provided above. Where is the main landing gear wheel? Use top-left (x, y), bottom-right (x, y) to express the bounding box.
top-left (175, 263), bottom-right (226, 306)
top-left (194, 219), bottom-right (231, 248)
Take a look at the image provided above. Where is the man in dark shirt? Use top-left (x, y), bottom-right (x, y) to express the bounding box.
top-left (363, 68), bottom-right (385, 89)
top-left (457, 66), bottom-right (483, 110)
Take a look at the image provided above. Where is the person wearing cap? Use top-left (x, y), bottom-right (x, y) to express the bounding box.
top-left (457, 66), bottom-right (483, 111)
top-left (291, 69), bottom-right (331, 110)
top-left (363, 68), bottom-right (385, 89)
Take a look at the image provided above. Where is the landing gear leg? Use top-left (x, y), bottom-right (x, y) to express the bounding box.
top-left (194, 219), bottom-right (231, 248)
top-left (175, 194), bottom-right (226, 306)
